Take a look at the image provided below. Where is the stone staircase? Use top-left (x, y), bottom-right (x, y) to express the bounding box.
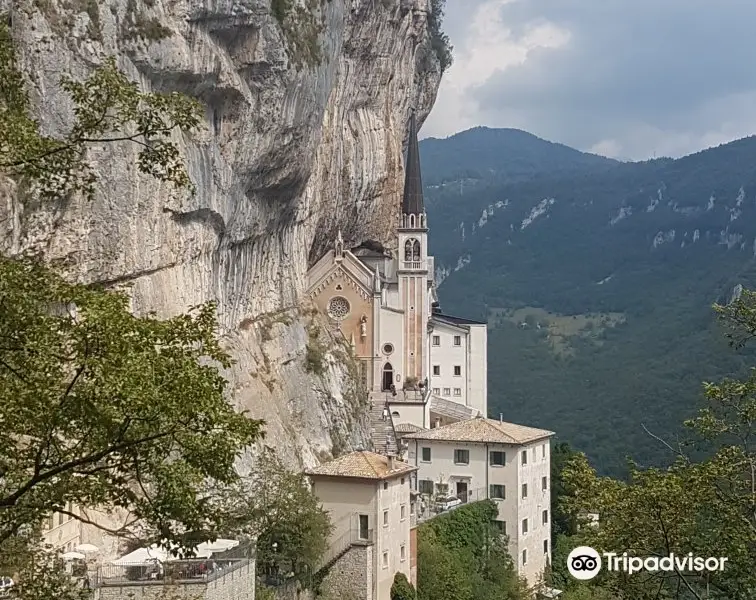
top-left (368, 392), bottom-right (398, 455)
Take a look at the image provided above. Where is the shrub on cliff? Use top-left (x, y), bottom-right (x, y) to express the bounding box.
top-left (0, 17), bottom-right (201, 200)
top-left (428, 0), bottom-right (453, 72)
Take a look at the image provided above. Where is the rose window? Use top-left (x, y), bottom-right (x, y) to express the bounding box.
top-left (327, 296), bottom-right (350, 320)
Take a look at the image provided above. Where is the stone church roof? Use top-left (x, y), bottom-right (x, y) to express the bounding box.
top-left (306, 450), bottom-right (416, 480)
top-left (402, 111), bottom-right (425, 216)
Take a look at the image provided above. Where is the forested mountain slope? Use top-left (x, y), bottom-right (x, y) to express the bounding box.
top-left (422, 130), bottom-right (756, 475)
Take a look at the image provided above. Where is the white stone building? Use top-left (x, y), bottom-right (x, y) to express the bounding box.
top-left (305, 112), bottom-right (487, 429)
top-left (402, 418), bottom-right (554, 588)
top-left (307, 451), bottom-right (418, 600)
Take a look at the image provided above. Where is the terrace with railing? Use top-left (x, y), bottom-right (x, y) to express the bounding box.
top-left (414, 485), bottom-right (491, 525)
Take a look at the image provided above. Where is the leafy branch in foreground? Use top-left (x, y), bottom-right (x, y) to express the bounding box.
top-left (0, 256), bottom-right (265, 553)
top-left (0, 19), bottom-right (201, 200)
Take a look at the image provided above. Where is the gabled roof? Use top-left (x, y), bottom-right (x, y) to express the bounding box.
top-left (306, 451), bottom-right (417, 480)
top-left (402, 417), bottom-right (554, 445)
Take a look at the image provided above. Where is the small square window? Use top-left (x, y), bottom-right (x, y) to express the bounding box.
top-left (490, 451), bottom-right (505, 466)
top-left (489, 484), bottom-right (505, 499)
top-left (421, 447), bottom-right (431, 462)
top-left (521, 450), bottom-right (528, 465)
top-left (542, 444), bottom-right (547, 459)
top-left (493, 520), bottom-right (506, 535)
top-left (400, 545), bottom-right (406, 561)
top-left (544, 539), bottom-right (549, 554)
top-left (453, 387), bottom-right (461, 396)
top-left (522, 549), bottom-right (527, 565)
top-left (522, 483), bottom-right (528, 498)
top-left (382, 551), bottom-right (388, 568)
top-left (432, 387), bottom-right (440, 395)
top-left (401, 477), bottom-right (405, 485)
top-left (453, 365), bottom-right (461, 376)
top-left (454, 449), bottom-right (469, 464)
top-left (432, 365), bottom-right (440, 376)
top-left (383, 481), bottom-right (388, 490)
top-left (401, 505), bottom-right (407, 520)
top-left (453, 335), bottom-right (461, 346)
top-left (419, 479), bottom-right (434, 495)
top-left (383, 510), bottom-right (389, 526)
top-left (542, 476), bottom-right (548, 490)
top-left (543, 510), bottom-right (549, 524)
top-left (522, 519), bottom-right (528, 534)
top-left (432, 335), bottom-right (440, 346)
top-left (443, 387), bottom-right (451, 396)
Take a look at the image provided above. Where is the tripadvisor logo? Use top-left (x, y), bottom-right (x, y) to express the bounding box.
top-left (567, 546), bottom-right (728, 580)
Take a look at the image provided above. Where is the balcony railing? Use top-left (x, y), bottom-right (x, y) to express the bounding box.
top-left (314, 528), bottom-right (374, 573)
top-left (91, 558), bottom-right (248, 587)
top-left (402, 261), bottom-right (422, 270)
top-left (384, 389), bottom-right (427, 404)
top-left (415, 485), bottom-right (492, 524)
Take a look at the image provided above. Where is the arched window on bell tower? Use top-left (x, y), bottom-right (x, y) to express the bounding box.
top-left (412, 240), bottom-right (420, 261)
top-left (404, 240), bottom-right (413, 261)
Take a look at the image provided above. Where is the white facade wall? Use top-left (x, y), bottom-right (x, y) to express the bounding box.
top-left (514, 440), bottom-right (551, 586)
top-left (375, 474), bottom-right (413, 600)
top-left (406, 437), bottom-right (552, 588)
top-left (388, 403), bottom-right (429, 430)
top-left (467, 324), bottom-right (488, 417)
top-left (378, 308), bottom-right (405, 390)
top-left (429, 322), bottom-right (469, 405)
top-left (309, 474), bottom-right (413, 600)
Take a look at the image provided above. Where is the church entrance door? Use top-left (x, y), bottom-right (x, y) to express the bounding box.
top-left (382, 363), bottom-right (394, 391)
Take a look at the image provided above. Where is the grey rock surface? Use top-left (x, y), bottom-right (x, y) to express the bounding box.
top-left (1, 0), bottom-right (441, 468)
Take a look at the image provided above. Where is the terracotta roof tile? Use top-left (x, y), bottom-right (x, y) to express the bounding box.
top-left (306, 451), bottom-right (417, 480)
top-left (401, 417), bottom-right (554, 445)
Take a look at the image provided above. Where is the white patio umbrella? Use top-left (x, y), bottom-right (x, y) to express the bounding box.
top-left (75, 544), bottom-right (99, 554)
top-left (111, 546), bottom-right (167, 566)
top-left (61, 552), bottom-right (86, 561)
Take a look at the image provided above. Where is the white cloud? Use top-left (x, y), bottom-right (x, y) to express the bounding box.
top-left (421, 0), bottom-right (756, 159)
top-left (422, 0), bottom-right (570, 139)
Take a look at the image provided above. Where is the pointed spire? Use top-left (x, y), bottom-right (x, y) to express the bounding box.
top-left (402, 110), bottom-right (425, 218)
top-left (334, 229), bottom-right (344, 258)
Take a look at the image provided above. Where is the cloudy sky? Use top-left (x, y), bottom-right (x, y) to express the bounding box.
top-left (421, 0), bottom-right (756, 161)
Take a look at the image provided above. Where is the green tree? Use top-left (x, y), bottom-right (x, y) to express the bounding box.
top-left (218, 449), bottom-right (331, 585)
top-left (416, 501), bottom-right (524, 600)
top-left (391, 572), bottom-right (416, 600)
top-left (417, 530), bottom-right (473, 600)
top-left (0, 18), bottom-right (200, 200)
top-left (560, 292), bottom-right (756, 599)
top-left (0, 257), bottom-right (265, 550)
top-left (427, 0), bottom-right (453, 72)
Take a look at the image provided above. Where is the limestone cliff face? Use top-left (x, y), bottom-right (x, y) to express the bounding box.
top-left (1, 0), bottom-right (441, 468)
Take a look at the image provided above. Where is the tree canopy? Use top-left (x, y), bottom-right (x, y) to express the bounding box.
top-left (554, 291), bottom-right (756, 599)
top-left (0, 257), bottom-right (265, 550)
top-left (416, 501), bottom-right (525, 600)
top-left (0, 14), bottom-right (265, 556)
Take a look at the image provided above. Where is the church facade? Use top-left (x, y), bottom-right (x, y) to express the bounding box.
top-left (306, 113), bottom-right (487, 427)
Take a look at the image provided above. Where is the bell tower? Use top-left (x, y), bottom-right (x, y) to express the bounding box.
top-left (397, 110), bottom-right (429, 385)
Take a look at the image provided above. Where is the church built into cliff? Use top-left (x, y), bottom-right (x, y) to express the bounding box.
top-left (306, 112), bottom-right (487, 433)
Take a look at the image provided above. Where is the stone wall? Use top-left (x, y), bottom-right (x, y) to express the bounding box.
top-left (318, 544), bottom-right (372, 600)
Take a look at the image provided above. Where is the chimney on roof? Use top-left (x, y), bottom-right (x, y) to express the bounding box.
top-left (388, 454), bottom-right (395, 470)
top-left (499, 413), bottom-right (503, 422)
